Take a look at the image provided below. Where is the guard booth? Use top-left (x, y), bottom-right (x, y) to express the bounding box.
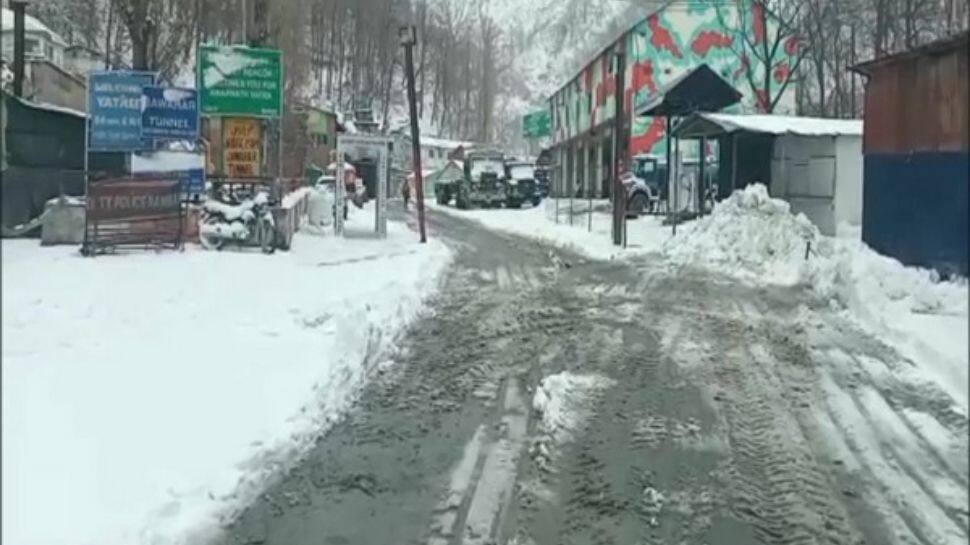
top-left (335, 134), bottom-right (391, 238)
top-left (635, 64), bottom-right (742, 228)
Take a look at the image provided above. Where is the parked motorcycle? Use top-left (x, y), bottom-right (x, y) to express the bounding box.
top-left (199, 191), bottom-right (276, 253)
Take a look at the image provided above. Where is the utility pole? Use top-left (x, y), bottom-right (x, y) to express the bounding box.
top-left (241, 0), bottom-right (248, 43)
top-left (611, 48), bottom-right (627, 246)
top-left (400, 25), bottom-right (427, 243)
top-left (11, 1), bottom-right (27, 98)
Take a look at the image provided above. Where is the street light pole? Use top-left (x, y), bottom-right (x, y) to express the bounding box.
top-left (400, 25), bottom-right (427, 243)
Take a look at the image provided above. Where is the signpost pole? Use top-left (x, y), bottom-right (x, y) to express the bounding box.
top-left (667, 116), bottom-right (674, 236)
top-left (611, 50), bottom-right (626, 247)
top-left (83, 73), bottom-right (90, 253)
top-left (401, 26), bottom-right (427, 244)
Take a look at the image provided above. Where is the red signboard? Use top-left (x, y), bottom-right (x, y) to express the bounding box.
top-left (82, 178), bottom-right (184, 255)
top-left (87, 179), bottom-right (182, 221)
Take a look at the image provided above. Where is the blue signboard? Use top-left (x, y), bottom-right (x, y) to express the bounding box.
top-left (181, 168), bottom-right (206, 195)
top-left (88, 71), bottom-right (156, 151)
top-left (141, 86), bottom-right (199, 140)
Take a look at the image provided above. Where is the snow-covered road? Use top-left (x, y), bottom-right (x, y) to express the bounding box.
top-left (1, 205), bottom-right (451, 545)
top-left (216, 206), bottom-right (967, 545)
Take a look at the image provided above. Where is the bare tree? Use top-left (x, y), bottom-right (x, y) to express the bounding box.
top-left (716, 0), bottom-right (807, 113)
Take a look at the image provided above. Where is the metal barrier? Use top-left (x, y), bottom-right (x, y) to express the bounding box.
top-left (81, 177), bottom-right (184, 255)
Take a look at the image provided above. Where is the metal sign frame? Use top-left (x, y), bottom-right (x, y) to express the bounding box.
top-left (335, 134), bottom-right (391, 239)
top-left (81, 177), bottom-right (184, 256)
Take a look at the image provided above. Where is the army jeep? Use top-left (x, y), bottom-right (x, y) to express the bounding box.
top-left (504, 161), bottom-right (541, 208)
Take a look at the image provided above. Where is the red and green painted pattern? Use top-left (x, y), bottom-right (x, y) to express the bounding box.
top-left (549, 0), bottom-right (798, 157)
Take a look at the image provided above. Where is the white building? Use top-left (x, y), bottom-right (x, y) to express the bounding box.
top-left (674, 113), bottom-right (864, 236)
top-left (1, 8), bottom-right (67, 67)
top-left (63, 45), bottom-right (107, 78)
top-left (420, 136), bottom-right (476, 172)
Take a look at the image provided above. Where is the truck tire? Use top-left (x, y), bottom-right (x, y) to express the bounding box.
top-left (626, 192), bottom-right (648, 219)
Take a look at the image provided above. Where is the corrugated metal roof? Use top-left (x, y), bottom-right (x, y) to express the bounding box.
top-left (676, 112), bottom-right (863, 137)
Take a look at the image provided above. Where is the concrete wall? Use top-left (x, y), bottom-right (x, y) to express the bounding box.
top-left (25, 60), bottom-right (86, 112)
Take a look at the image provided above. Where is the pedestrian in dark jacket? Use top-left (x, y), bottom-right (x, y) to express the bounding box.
top-left (402, 179), bottom-right (411, 210)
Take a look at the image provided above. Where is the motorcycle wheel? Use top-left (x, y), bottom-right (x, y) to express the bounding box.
top-left (199, 220), bottom-right (225, 251)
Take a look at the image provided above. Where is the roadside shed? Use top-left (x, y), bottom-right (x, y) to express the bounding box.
top-left (636, 64), bottom-right (742, 219)
top-left (673, 113), bottom-right (863, 235)
top-left (2, 91), bottom-right (124, 231)
top-left (422, 160), bottom-right (464, 198)
top-left (850, 32), bottom-right (968, 275)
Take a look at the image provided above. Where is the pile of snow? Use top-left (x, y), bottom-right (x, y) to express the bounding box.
top-left (662, 183), bottom-right (823, 285)
top-left (663, 183), bottom-right (967, 317)
top-left (663, 183), bottom-right (968, 412)
top-left (1, 206), bottom-right (451, 545)
top-left (532, 372), bottom-right (615, 443)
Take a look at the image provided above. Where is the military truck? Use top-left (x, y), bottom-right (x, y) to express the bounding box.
top-left (504, 160), bottom-right (541, 208)
top-left (436, 149), bottom-right (507, 208)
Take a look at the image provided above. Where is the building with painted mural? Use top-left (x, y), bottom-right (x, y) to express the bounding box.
top-left (547, 0), bottom-right (799, 198)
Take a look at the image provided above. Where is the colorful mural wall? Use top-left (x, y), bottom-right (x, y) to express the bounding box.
top-left (549, 0), bottom-right (798, 158)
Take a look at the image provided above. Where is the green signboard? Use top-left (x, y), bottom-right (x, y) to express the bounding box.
top-left (522, 109), bottom-right (551, 138)
top-left (198, 45), bottom-right (282, 118)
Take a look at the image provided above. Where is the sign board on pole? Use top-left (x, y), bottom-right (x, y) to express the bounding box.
top-left (198, 45), bottom-right (283, 118)
top-left (223, 118), bottom-right (262, 177)
top-left (88, 71), bottom-right (156, 151)
top-left (141, 86), bottom-right (199, 140)
top-left (522, 109), bottom-right (551, 139)
top-left (181, 169), bottom-right (206, 195)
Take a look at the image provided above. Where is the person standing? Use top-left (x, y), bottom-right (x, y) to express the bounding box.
top-left (402, 177), bottom-right (411, 210)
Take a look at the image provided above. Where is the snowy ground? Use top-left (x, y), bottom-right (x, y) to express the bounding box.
top-left (431, 188), bottom-right (968, 417)
top-left (1, 203), bottom-right (451, 545)
top-left (659, 185), bottom-right (969, 416)
top-left (426, 198), bottom-right (673, 261)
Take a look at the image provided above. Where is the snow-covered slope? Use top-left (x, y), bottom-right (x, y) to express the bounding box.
top-left (488, 0), bottom-right (648, 148)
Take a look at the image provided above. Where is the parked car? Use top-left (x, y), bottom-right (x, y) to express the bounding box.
top-left (311, 175), bottom-right (345, 223)
top-left (625, 155), bottom-right (662, 218)
top-left (534, 165), bottom-right (551, 197)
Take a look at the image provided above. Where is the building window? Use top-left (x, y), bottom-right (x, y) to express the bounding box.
top-left (25, 38), bottom-right (41, 56)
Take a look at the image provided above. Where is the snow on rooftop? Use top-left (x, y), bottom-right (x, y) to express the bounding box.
top-left (420, 135), bottom-right (475, 150)
top-left (1, 8), bottom-right (68, 46)
top-left (11, 95), bottom-right (86, 118)
top-left (131, 151), bottom-right (204, 173)
top-left (691, 113), bottom-right (863, 137)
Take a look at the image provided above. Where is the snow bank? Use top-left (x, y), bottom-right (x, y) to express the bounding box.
top-left (662, 183), bottom-right (822, 285)
top-left (532, 372), bottom-right (615, 443)
top-left (663, 184), bottom-right (968, 412)
top-left (1, 206), bottom-right (452, 545)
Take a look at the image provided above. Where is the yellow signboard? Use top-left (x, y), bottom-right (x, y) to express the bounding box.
top-left (223, 118), bottom-right (262, 177)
